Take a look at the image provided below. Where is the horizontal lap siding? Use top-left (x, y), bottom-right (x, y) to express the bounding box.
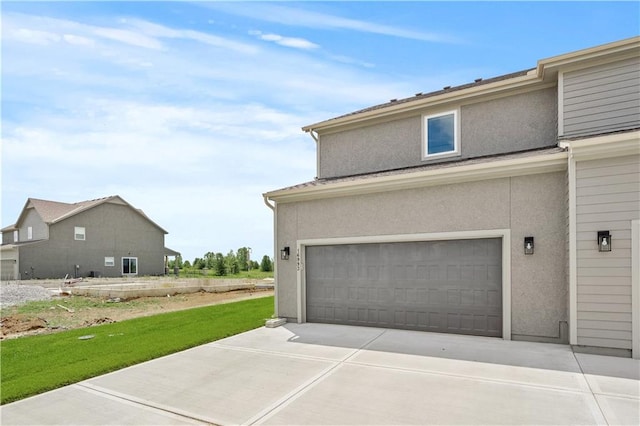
top-left (576, 155), bottom-right (640, 349)
top-left (562, 57), bottom-right (640, 137)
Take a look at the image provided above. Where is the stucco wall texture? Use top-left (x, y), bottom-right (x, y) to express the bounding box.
top-left (276, 171), bottom-right (568, 340)
top-left (318, 88), bottom-right (558, 179)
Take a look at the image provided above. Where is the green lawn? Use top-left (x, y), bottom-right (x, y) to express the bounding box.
top-left (0, 296), bottom-right (274, 404)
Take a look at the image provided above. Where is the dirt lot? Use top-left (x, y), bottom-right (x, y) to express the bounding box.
top-left (0, 288), bottom-right (274, 340)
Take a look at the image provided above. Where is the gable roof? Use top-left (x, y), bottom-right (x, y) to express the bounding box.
top-left (9, 195), bottom-right (169, 234)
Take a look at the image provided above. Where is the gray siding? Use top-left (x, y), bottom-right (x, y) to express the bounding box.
top-left (276, 172), bottom-right (568, 340)
top-left (576, 155), bottom-right (640, 350)
top-left (18, 202), bottom-right (167, 279)
top-left (20, 209), bottom-right (48, 241)
top-left (318, 88), bottom-right (557, 179)
top-left (562, 57), bottom-right (640, 137)
top-left (2, 231), bottom-right (14, 245)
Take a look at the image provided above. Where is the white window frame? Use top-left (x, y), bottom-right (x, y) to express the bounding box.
top-left (104, 257), bottom-right (115, 267)
top-left (74, 226), bottom-right (86, 241)
top-left (122, 257), bottom-right (138, 275)
top-left (27, 226), bottom-right (33, 240)
top-left (422, 109), bottom-right (460, 160)
top-left (13, 230), bottom-right (18, 242)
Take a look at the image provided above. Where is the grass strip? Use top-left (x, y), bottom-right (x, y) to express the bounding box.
top-left (0, 296), bottom-right (273, 404)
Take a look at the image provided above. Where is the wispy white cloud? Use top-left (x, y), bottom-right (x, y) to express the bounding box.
top-left (202, 2), bottom-right (462, 43)
top-left (62, 34), bottom-right (95, 47)
top-left (92, 27), bottom-right (163, 50)
top-left (249, 30), bottom-right (319, 50)
top-left (7, 28), bottom-right (61, 45)
top-left (120, 18), bottom-right (258, 54)
top-left (2, 12), bottom-right (258, 54)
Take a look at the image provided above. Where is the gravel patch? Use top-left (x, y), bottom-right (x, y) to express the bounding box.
top-left (0, 283), bottom-right (53, 309)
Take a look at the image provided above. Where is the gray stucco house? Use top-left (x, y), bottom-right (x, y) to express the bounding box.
top-left (1, 195), bottom-right (179, 280)
top-left (264, 37), bottom-right (640, 358)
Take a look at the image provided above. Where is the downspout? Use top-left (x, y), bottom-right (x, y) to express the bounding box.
top-left (306, 129), bottom-right (320, 179)
top-left (307, 129), bottom-right (318, 143)
top-left (263, 194), bottom-right (278, 318)
top-left (559, 141), bottom-right (578, 346)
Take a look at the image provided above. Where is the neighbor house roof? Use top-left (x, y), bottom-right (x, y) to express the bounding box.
top-left (8, 195), bottom-right (169, 234)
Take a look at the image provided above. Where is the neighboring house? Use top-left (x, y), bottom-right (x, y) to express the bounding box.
top-left (0, 195), bottom-right (179, 280)
top-left (264, 37), bottom-right (640, 358)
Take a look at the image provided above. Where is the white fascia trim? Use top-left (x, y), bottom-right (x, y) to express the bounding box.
top-left (268, 152), bottom-right (568, 203)
top-left (632, 220), bottom-right (639, 359)
top-left (558, 71), bottom-right (565, 137)
top-left (567, 151), bottom-right (578, 346)
top-left (295, 229), bottom-right (512, 340)
top-left (537, 36), bottom-right (640, 78)
top-left (559, 130), bottom-right (640, 161)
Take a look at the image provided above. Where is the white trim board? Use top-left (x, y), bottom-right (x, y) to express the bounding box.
top-left (295, 229), bottom-right (512, 340)
top-left (632, 220), bottom-right (639, 359)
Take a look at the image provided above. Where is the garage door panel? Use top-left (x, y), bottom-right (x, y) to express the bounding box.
top-left (306, 239), bottom-right (502, 337)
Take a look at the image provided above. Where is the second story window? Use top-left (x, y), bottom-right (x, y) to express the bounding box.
top-left (13, 230), bottom-right (18, 242)
top-left (27, 226), bottom-right (33, 240)
top-left (74, 226), bottom-right (86, 241)
top-left (423, 110), bottom-right (460, 160)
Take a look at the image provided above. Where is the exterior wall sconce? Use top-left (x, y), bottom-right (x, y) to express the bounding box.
top-left (524, 237), bottom-right (534, 255)
top-left (280, 246), bottom-right (290, 260)
top-left (598, 231), bottom-right (612, 252)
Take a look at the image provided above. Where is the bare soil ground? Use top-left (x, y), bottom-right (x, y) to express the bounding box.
top-left (0, 288), bottom-right (273, 340)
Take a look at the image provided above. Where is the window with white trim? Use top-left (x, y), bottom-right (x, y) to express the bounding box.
top-left (74, 226), bottom-right (86, 241)
top-left (105, 257), bottom-right (115, 267)
top-left (423, 110), bottom-right (460, 160)
top-left (122, 257), bottom-right (138, 275)
top-left (13, 230), bottom-right (18, 242)
top-left (27, 227), bottom-right (33, 240)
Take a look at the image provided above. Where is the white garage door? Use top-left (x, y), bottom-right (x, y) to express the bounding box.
top-left (306, 239), bottom-right (502, 337)
top-left (1, 259), bottom-right (18, 280)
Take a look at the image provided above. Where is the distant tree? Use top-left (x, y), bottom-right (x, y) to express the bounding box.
top-left (193, 258), bottom-right (205, 270)
top-left (260, 255), bottom-right (273, 272)
top-left (236, 247), bottom-right (250, 271)
top-left (175, 255), bottom-right (183, 269)
top-left (225, 250), bottom-right (239, 275)
top-left (183, 260), bottom-right (191, 269)
top-left (204, 252), bottom-right (216, 269)
top-left (250, 260), bottom-right (260, 270)
top-left (214, 252), bottom-right (227, 276)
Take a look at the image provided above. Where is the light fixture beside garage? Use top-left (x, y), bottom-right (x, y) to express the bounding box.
top-left (524, 237), bottom-right (534, 255)
top-left (280, 246), bottom-right (290, 260)
top-left (597, 231), bottom-right (612, 252)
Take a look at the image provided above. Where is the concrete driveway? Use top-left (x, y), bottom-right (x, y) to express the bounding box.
top-left (1, 323), bottom-right (638, 425)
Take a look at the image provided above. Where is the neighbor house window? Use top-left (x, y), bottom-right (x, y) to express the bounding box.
top-left (104, 257), bottom-right (115, 267)
top-left (13, 230), bottom-right (18, 242)
top-left (27, 227), bottom-right (33, 240)
top-left (122, 257), bottom-right (138, 275)
top-left (423, 110), bottom-right (460, 159)
top-left (74, 227), bottom-right (86, 241)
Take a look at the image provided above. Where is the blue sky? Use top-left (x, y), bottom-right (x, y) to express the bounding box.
top-left (2, 1), bottom-right (639, 263)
